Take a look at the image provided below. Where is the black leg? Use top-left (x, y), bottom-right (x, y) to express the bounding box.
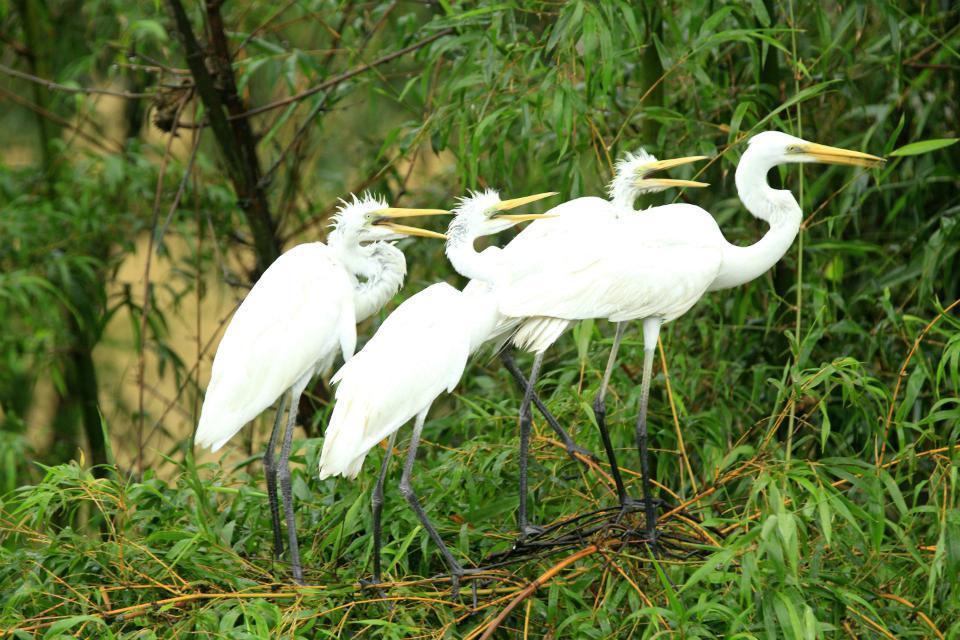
top-left (517, 352), bottom-right (544, 540)
top-left (264, 394), bottom-right (287, 560)
top-left (370, 431), bottom-right (397, 586)
top-left (635, 318), bottom-right (662, 553)
top-left (592, 322), bottom-right (633, 511)
top-left (278, 389), bottom-right (304, 584)
top-left (501, 349), bottom-right (595, 463)
top-left (397, 410), bottom-right (467, 596)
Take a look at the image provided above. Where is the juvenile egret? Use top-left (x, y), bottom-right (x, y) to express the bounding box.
top-left (195, 194), bottom-right (447, 584)
top-left (319, 190), bottom-right (554, 592)
top-left (496, 132), bottom-right (884, 547)
top-left (484, 152), bottom-right (708, 537)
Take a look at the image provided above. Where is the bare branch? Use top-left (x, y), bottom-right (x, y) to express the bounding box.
top-left (234, 28), bottom-right (454, 120)
top-left (165, 0), bottom-right (281, 273)
top-left (0, 62), bottom-right (155, 98)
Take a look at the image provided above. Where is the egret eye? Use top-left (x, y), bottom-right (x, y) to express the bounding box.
top-left (787, 145), bottom-right (802, 154)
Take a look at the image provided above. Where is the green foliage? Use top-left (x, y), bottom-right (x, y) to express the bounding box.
top-left (1, 0), bottom-right (959, 637)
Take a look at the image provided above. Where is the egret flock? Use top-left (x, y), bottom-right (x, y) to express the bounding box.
top-left (195, 131), bottom-right (884, 586)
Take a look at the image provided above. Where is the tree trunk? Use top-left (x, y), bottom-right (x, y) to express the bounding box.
top-left (14, 0), bottom-right (58, 178)
top-left (165, 0), bottom-right (282, 276)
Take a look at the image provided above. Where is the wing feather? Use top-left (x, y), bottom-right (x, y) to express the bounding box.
top-left (196, 243), bottom-right (354, 451)
top-left (497, 205), bottom-right (725, 324)
top-left (319, 283), bottom-right (476, 479)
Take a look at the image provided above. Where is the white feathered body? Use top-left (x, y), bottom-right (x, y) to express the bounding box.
top-left (319, 282), bottom-right (500, 479)
top-left (495, 203), bottom-right (727, 350)
top-left (196, 242), bottom-right (358, 452)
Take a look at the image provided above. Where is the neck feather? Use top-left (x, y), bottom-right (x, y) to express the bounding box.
top-left (710, 150), bottom-right (803, 290)
top-left (354, 243), bottom-right (406, 321)
top-left (445, 218), bottom-right (500, 284)
top-left (332, 234), bottom-right (406, 321)
top-left (608, 177), bottom-right (637, 211)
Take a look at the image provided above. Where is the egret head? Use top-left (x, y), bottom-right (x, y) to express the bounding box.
top-left (448, 189), bottom-right (558, 238)
top-left (330, 193), bottom-right (448, 244)
top-left (746, 131), bottom-right (885, 168)
top-left (608, 149), bottom-right (709, 208)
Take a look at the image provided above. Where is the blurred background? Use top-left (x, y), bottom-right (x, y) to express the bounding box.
top-left (2, 0), bottom-right (954, 486)
top-left (0, 1), bottom-right (958, 635)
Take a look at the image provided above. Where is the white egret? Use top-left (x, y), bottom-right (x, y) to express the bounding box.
top-left (194, 194), bottom-right (447, 584)
top-left (482, 152), bottom-right (708, 538)
top-left (495, 131), bottom-right (884, 548)
top-left (318, 190), bottom-right (555, 592)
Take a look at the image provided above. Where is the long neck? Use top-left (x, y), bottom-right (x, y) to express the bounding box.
top-left (710, 150), bottom-right (803, 291)
top-left (445, 218), bottom-right (500, 284)
top-left (609, 176), bottom-right (637, 211)
top-left (332, 234), bottom-right (406, 322)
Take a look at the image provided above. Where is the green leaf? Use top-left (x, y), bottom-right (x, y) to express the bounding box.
top-left (888, 138), bottom-right (958, 156)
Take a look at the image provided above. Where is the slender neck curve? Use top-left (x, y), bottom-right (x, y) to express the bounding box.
top-left (330, 233), bottom-right (406, 322)
top-left (445, 217), bottom-right (501, 284)
top-left (710, 148), bottom-right (803, 291)
top-left (609, 176), bottom-right (638, 211)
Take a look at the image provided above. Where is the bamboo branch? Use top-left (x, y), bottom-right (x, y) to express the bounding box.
top-left (477, 544), bottom-right (601, 640)
top-left (0, 62), bottom-right (154, 98)
top-left (235, 28), bottom-right (453, 120)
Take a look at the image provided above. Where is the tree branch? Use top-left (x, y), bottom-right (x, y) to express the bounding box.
top-left (164, 0), bottom-right (280, 273)
top-left (235, 28), bottom-right (454, 120)
top-left (0, 62), bottom-right (155, 98)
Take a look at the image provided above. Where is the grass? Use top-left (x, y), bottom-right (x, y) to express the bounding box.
top-left (2, 307), bottom-right (958, 637)
top-left (1, 1), bottom-right (958, 637)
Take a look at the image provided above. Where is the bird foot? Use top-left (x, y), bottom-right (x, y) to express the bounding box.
top-left (517, 523), bottom-right (547, 543)
top-left (285, 558), bottom-right (305, 586)
top-left (622, 523), bottom-right (661, 557)
top-left (615, 496), bottom-right (663, 522)
top-left (359, 576), bottom-right (391, 604)
top-left (450, 567), bottom-right (485, 602)
top-left (563, 441), bottom-right (599, 464)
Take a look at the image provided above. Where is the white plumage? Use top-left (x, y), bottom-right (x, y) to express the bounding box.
top-left (196, 242), bottom-right (356, 451)
top-left (192, 193), bottom-right (447, 584)
top-left (318, 189), bottom-right (555, 588)
top-left (477, 132), bottom-right (884, 548)
top-left (497, 204), bottom-right (725, 325)
top-left (319, 283), bottom-right (498, 479)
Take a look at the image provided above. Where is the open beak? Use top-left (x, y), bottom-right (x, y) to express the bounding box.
top-left (635, 155), bottom-right (709, 188)
top-left (797, 143), bottom-right (885, 168)
top-left (639, 155), bottom-right (708, 173)
top-left (494, 213), bottom-right (558, 222)
top-left (375, 222), bottom-right (447, 239)
top-left (375, 207), bottom-right (450, 217)
top-left (493, 192), bottom-right (559, 211)
top-left (372, 207), bottom-right (450, 239)
top-left (635, 177), bottom-right (710, 189)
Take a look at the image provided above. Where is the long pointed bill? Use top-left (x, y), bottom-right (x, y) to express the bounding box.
top-left (494, 213), bottom-right (558, 222)
top-left (378, 222), bottom-right (447, 239)
top-left (493, 192), bottom-right (559, 211)
top-left (798, 143), bottom-right (885, 167)
top-left (375, 207), bottom-right (450, 218)
top-left (638, 155), bottom-right (709, 174)
top-left (635, 178), bottom-right (710, 189)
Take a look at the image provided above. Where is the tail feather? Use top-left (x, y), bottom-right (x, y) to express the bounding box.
top-left (195, 404), bottom-right (246, 452)
top-left (318, 394), bottom-right (370, 480)
top-left (511, 316), bottom-right (572, 354)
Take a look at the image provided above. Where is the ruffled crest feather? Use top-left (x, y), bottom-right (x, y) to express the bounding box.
top-left (328, 192), bottom-right (389, 234)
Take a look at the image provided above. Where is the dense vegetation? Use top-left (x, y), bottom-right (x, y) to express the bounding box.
top-left (1, 1), bottom-right (958, 637)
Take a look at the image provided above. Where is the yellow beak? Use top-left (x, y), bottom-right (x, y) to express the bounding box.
top-left (375, 207), bottom-right (450, 218)
top-left (635, 178), bottom-right (710, 189)
top-left (493, 192), bottom-right (559, 211)
top-left (796, 143), bottom-right (885, 167)
top-left (638, 155), bottom-right (709, 173)
top-left (377, 222), bottom-right (447, 240)
top-left (494, 213), bottom-right (558, 222)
